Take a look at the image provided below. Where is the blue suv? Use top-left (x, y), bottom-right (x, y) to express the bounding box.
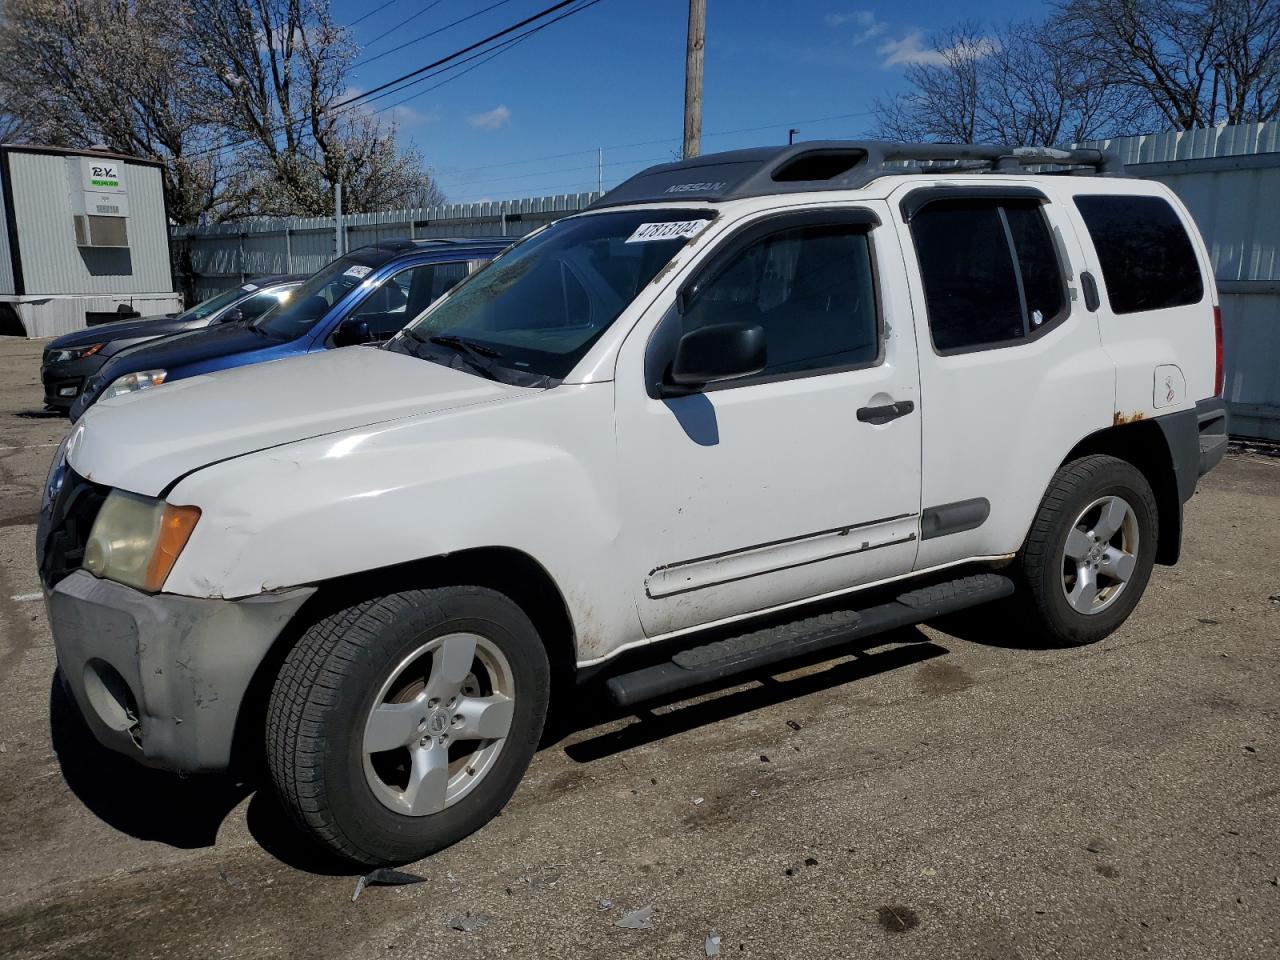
top-left (71, 238), bottom-right (509, 420)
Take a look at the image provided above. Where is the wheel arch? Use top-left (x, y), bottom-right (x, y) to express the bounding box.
top-left (1059, 420), bottom-right (1182, 566)
top-left (230, 545), bottom-right (577, 773)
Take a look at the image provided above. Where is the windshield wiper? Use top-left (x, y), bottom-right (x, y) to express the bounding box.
top-left (426, 334), bottom-right (504, 381)
top-left (429, 334), bottom-right (502, 358)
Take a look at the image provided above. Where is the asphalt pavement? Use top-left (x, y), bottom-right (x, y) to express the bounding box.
top-left (0, 335), bottom-right (1276, 959)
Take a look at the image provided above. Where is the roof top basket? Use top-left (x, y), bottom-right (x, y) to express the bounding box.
top-left (590, 140), bottom-right (1125, 208)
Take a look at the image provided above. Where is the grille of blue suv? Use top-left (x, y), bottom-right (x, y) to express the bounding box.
top-left (37, 469), bottom-right (109, 589)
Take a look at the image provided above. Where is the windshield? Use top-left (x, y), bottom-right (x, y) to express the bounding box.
top-left (252, 248), bottom-right (396, 339)
top-left (395, 209), bottom-right (712, 380)
top-left (175, 285), bottom-right (249, 322)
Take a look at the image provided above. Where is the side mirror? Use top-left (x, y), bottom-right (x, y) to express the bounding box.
top-left (333, 317), bottom-right (373, 347)
top-left (218, 308), bottom-right (244, 325)
top-left (667, 322), bottom-right (766, 390)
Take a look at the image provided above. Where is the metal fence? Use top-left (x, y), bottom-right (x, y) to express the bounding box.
top-left (172, 125), bottom-right (1280, 440)
top-left (169, 192), bottom-right (600, 303)
top-left (1081, 124), bottom-right (1280, 440)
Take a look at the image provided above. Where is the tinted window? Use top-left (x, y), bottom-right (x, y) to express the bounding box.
top-left (911, 201), bottom-right (1066, 352)
top-left (350, 261), bottom-right (476, 340)
top-left (237, 289), bottom-right (291, 321)
top-left (175, 285), bottom-right (246, 321)
top-left (252, 247), bottom-right (398, 339)
top-left (1074, 195), bottom-right (1204, 314)
top-left (400, 210), bottom-right (708, 379)
top-left (681, 224), bottom-right (878, 378)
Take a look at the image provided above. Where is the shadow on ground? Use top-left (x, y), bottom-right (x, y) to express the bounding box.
top-left (46, 591), bottom-right (1051, 874)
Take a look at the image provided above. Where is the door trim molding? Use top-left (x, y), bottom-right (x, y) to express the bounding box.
top-left (920, 498), bottom-right (990, 540)
top-left (645, 512), bottom-right (919, 599)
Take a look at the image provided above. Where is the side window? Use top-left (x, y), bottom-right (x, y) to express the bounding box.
top-left (348, 262), bottom-right (474, 340)
top-left (1073, 195), bottom-right (1204, 314)
top-left (681, 224), bottom-right (879, 378)
top-left (910, 200), bottom-right (1067, 353)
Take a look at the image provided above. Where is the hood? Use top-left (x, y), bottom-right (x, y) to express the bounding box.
top-left (46, 314), bottom-right (189, 352)
top-left (66, 347), bottom-right (525, 497)
top-left (99, 321), bottom-right (270, 373)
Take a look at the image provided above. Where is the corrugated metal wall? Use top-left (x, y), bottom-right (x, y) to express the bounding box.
top-left (1082, 124), bottom-right (1280, 440)
top-left (0, 188), bottom-right (13, 295)
top-left (171, 193), bottom-right (599, 302)
top-left (5, 152), bottom-right (174, 296)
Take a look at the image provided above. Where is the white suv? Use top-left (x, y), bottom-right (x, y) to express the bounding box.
top-left (40, 142), bottom-right (1229, 866)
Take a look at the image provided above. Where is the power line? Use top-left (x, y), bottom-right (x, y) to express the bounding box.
top-left (361, 0), bottom-right (602, 112)
top-left (358, 1), bottom-right (444, 49)
top-left (354, 0), bottom-right (517, 68)
top-left (346, 0), bottom-right (402, 30)
top-left (187, 0), bottom-right (601, 161)
top-left (346, 0), bottom-right (582, 105)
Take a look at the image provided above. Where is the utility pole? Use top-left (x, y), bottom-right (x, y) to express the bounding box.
top-left (334, 181), bottom-right (345, 256)
top-left (597, 147), bottom-right (604, 195)
top-left (788, 128), bottom-right (798, 145)
top-left (682, 0), bottom-right (705, 159)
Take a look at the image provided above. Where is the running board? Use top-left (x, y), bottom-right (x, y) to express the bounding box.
top-left (606, 573), bottom-right (1014, 707)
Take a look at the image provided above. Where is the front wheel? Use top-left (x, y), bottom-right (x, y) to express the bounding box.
top-left (1016, 455), bottom-right (1159, 646)
top-left (266, 586), bottom-right (550, 866)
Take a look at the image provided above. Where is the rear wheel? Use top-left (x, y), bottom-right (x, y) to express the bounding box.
top-left (266, 586), bottom-right (550, 866)
top-left (1016, 455), bottom-right (1158, 646)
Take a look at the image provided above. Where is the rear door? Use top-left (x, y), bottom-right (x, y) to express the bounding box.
top-left (892, 184), bottom-right (1116, 570)
top-left (1068, 188), bottom-right (1217, 410)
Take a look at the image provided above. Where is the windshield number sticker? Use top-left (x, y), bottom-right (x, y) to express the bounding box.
top-left (344, 265), bottom-right (373, 279)
top-left (625, 219), bottom-right (711, 244)
top-left (241, 282), bottom-right (258, 292)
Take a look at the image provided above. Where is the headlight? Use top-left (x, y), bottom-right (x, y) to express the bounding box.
top-left (83, 490), bottom-right (200, 592)
top-left (42, 436), bottom-right (71, 510)
top-left (102, 369), bottom-right (167, 401)
top-left (52, 343), bottom-right (105, 363)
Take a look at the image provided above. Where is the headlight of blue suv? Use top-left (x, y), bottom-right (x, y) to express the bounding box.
top-left (101, 369), bottom-right (168, 401)
top-left (83, 490), bottom-right (201, 592)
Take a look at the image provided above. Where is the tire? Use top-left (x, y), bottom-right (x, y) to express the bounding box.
top-left (1015, 455), bottom-right (1159, 646)
top-left (266, 585), bottom-right (550, 866)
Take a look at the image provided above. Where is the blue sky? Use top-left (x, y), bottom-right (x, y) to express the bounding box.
top-left (332, 0), bottom-right (1039, 202)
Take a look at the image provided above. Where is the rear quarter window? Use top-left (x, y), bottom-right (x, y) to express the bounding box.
top-left (1073, 195), bottom-right (1204, 314)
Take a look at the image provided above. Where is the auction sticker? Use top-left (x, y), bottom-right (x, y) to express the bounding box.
top-left (625, 219), bottom-right (711, 243)
top-left (343, 264), bottom-right (373, 279)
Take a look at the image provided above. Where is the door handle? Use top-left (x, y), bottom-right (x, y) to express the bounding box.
top-left (857, 400), bottom-right (915, 425)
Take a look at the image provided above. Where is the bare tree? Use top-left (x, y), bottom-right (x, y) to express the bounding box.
top-left (873, 25), bottom-right (985, 143)
top-left (0, 0), bottom-right (227, 223)
top-left (1054, 0), bottom-right (1280, 128)
top-left (873, 22), bottom-right (1146, 146)
top-left (187, 0), bottom-right (440, 216)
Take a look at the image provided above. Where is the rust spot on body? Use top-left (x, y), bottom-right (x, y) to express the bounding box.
top-left (1113, 410), bottom-right (1146, 426)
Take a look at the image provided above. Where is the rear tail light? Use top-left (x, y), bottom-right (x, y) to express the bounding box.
top-left (1213, 305), bottom-right (1224, 397)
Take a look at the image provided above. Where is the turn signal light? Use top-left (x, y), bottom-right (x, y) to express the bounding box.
top-left (143, 504), bottom-right (201, 592)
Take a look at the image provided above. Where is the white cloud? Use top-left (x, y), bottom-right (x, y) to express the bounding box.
top-left (824, 10), bottom-right (886, 44)
top-left (467, 105), bottom-right (511, 131)
top-left (878, 30), bottom-right (998, 68)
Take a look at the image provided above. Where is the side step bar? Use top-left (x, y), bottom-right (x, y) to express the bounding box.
top-left (606, 573), bottom-right (1014, 707)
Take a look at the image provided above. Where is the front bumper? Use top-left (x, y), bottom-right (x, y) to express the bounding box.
top-left (41, 355), bottom-right (108, 411)
top-left (48, 570), bottom-right (314, 772)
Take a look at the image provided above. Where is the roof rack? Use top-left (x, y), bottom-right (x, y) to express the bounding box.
top-left (589, 140), bottom-right (1125, 208)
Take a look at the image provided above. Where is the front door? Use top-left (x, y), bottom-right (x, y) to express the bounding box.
top-left (615, 205), bottom-right (923, 638)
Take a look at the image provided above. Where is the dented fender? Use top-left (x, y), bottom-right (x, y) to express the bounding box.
top-left (164, 382), bottom-right (636, 661)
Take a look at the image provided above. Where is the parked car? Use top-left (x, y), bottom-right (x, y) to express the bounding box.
top-left (68, 239), bottom-right (508, 420)
top-left (40, 276), bottom-right (304, 413)
top-left (40, 141), bottom-right (1228, 866)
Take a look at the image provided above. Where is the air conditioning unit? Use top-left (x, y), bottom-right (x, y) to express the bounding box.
top-left (73, 214), bottom-right (129, 248)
